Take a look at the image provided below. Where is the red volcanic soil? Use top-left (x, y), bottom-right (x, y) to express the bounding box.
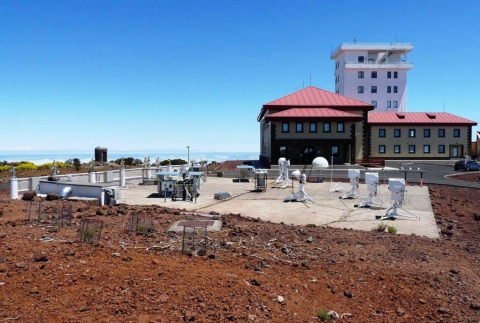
top-left (0, 171), bottom-right (479, 322)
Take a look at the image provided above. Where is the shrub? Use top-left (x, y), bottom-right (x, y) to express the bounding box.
top-left (73, 158), bottom-right (82, 171)
top-left (387, 225), bottom-right (397, 234)
top-left (82, 228), bottom-right (96, 244)
top-left (16, 163), bottom-right (37, 171)
top-left (316, 310), bottom-right (331, 322)
top-left (372, 221), bottom-right (388, 232)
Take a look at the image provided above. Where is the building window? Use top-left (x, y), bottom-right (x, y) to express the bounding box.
top-left (387, 101), bottom-right (392, 108)
top-left (438, 145), bottom-right (445, 154)
top-left (387, 86), bottom-right (391, 93)
top-left (393, 101), bottom-right (398, 108)
top-left (394, 145), bottom-right (401, 153)
top-left (279, 146), bottom-right (287, 157)
top-left (394, 71), bottom-right (398, 78)
top-left (394, 129), bottom-right (401, 137)
top-left (337, 122), bottom-right (345, 132)
top-left (379, 145), bottom-right (386, 153)
top-left (394, 86), bottom-right (398, 93)
top-left (438, 129), bottom-right (445, 137)
top-left (371, 71), bottom-right (377, 78)
top-left (331, 145), bottom-right (339, 156)
top-left (387, 71), bottom-right (392, 78)
top-left (424, 145), bottom-right (430, 153)
top-left (358, 71), bottom-right (364, 78)
top-left (371, 100), bottom-right (377, 108)
top-left (323, 122), bottom-right (331, 132)
top-left (309, 122), bottom-right (317, 133)
top-left (358, 56), bottom-right (364, 63)
top-left (282, 122), bottom-right (289, 133)
top-left (409, 145), bottom-right (416, 153)
top-left (453, 129), bottom-right (460, 137)
top-left (371, 86), bottom-right (377, 93)
top-left (379, 129), bottom-right (386, 137)
top-left (424, 129), bottom-right (431, 137)
top-left (409, 129), bottom-right (416, 137)
top-left (358, 86), bottom-right (364, 93)
top-left (296, 122), bottom-right (303, 133)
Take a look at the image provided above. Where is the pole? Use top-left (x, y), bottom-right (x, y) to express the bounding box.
top-left (187, 146), bottom-right (190, 166)
top-left (10, 177), bottom-right (18, 199)
top-left (330, 156), bottom-right (333, 183)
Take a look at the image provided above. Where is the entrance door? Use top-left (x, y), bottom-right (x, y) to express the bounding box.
top-left (450, 145), bottom-right (463, 158)
top-left (303, 147), bottom-right (315, 165)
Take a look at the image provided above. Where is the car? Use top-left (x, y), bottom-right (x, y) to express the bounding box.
top-left (454, 159), bottom-right (480, 171)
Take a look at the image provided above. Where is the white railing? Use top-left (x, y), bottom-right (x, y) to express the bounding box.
top-left (332, 42), bottom-right (413, 55)
top-left (14, 165), bottom-right (188, 194)
top-left (345, 60), bottom-right (412, 66)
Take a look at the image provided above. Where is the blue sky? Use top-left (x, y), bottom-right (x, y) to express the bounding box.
top-left (1, 0), bottom-right (479, 154)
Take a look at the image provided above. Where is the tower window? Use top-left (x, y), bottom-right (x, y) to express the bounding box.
top-left (387, 86), bottom-right (391, 93)
top-left (394, 71), bottom-right (398, 78)
top-left (371, 86), bottom-right (377, 93)
top-left (394, 86), bottom-right (398, 93)
top-left (371, 71), bottom-right (377, 78)
top-left (358, 56), bottom-right (364, 63)
top-left (358, 71), bottom-right (364, 78)
top-left (387, 71), bottom-right (392, 78)
top-left (358, 86), bottom-right (364, 93)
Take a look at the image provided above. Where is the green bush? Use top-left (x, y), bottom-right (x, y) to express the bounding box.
top-left (316, 310), bottom-right (331, 322)
top-left (372, 221), bottom-right (388, 232)
top-left (0, 165), bottom-right (11, 172)
top-left (387, 225), bottom-right (397, 234)
top-left (16, 163), bottom-right (37, 171)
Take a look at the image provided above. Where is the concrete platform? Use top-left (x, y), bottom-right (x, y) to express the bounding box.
top-left (118, 177), bottom-right (439, 238)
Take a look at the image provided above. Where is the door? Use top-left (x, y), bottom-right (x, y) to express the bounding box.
top-left (450, 145), bottom-right (463, 158)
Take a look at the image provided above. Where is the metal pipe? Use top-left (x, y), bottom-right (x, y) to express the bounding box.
top-left (60, 186), bottom-right (73, 199)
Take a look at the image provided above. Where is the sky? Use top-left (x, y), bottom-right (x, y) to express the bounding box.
top-left (1, 0), bottom-right (479, 155)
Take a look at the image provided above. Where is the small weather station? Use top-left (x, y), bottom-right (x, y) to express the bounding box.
top-left (274, 157), bottom-right (292, 188)
top-left (358, 172), bottom-right (388, 208)
top-left (284, 170), bottom-right (314, 203)
top-left (330, 169), bottom-right (362, 199)
top-left (379, 178), bottom-right (419, 220)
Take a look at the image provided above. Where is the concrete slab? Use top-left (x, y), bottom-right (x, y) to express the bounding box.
top-left (168, 220), bottom-right (222, 233)
top-left (118, 177), bottom-right (439, 239)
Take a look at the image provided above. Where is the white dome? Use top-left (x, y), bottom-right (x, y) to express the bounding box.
top-left (312, 157), bottom-right (329, 169)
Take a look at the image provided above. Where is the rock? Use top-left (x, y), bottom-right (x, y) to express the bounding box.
top-left (343, 290), bottom-right (353, 298)
top-left (158, 294), bottom-right (169, 303)
top-left (96, 208), bottom-right (108, 216)
top-left (15, 262), bottom-right (26, 269)
top-left (183, 309), bottom-right (195, 322)
top-left (30, 286), bottom-right (39, 294)
top-left (327, 311), bottom-right (339, 320)
top-left (449, 268), bottom-right (459, 275)
top-left (396, 307), bottom-right (405, 316)
top-left (301, 261), bottom-right (309, 268)
top-left (437, 307), bottom-right (449, 314)
top-left (46, 193), bottom-right (60, 201)
top-left (34, 254), bottom-right (48, 262)
top-left (250, 279), bottom-right (261, 286)
top-left (209, 211), bottom-right (219, 215)
top-left (306, 236), bottom-right (313, 243)
top-left (277, 295), bottom-right (284, 303)
top-left (470, 302), bottom-right (480, 310)
top-left (0, 233), bottom-right (6, 239)
top-left (197, 295), bottom-right (205, 303)
top-left (208, 254), bottom-right (215, 259)
top-left (248, 314), bottom-right (256, 321)
top-left (22, 191), bottom-right (37, 201)
top-left (0, 263), bottom-right (7, 273)
top-left (281, 247), bottom-right (291, 255)
top-left (419, 298), bottom-right (427, 304)
top-left (441, 229), bottom-right (453, 236)
top-left (473, 213), bottom-right (480, 221)
top-left (122, 257), bottom-right (132, 262)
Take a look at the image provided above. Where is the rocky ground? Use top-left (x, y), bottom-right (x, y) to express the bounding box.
top-left (0, 169), bottom-right (479, 322)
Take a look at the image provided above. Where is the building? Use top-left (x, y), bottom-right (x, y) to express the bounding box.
top-left (368, 112), bottom-right (477, 159)
top-left (258, 87), bottom-right (477, 165)
top-left (331, 43), bottom-right (413, 112)
top-left (257, 86), bottom-right (374, 166)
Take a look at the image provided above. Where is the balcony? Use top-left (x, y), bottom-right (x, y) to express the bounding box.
top-left (331, 42), bottom-right (413, 58)
top-left (344, 60), bottom-right (413, 70)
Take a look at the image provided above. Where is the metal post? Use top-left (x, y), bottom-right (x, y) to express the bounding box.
top-left (89, 171), bottom-right (96, 183)
top-left (420, 172), bottom-right (423, 187)
top-left (330, 156), bottom-right (333, 183)
top-left (187, 146), bottom-right (190, 166)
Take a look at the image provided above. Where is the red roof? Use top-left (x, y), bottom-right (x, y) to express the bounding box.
top-left (264, 108), bottom-right (363, 122)
top-left (258, 86), bottom-right (373, 121)
top-left (264, 86), bottom-right (372, 107)
top-left (368, 112), bottom-right (477, 126)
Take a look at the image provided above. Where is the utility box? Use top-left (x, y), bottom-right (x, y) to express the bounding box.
top-left (104, 171), bottom-right (114, 183)
top-left (214, 192), bottom-right (230, 200)
top-left (29, 177), bottom-right (41, 191)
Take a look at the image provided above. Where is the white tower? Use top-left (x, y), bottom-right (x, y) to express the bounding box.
top-left (331, 42), bottom-right (413, 112)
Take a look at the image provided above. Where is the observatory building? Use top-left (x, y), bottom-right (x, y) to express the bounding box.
top-left (331, 42), bottom-right (413, 112)
top-left (258, 86), bottom-right (476, 166)
top-left (258, 86), bottom-right (374, 166)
